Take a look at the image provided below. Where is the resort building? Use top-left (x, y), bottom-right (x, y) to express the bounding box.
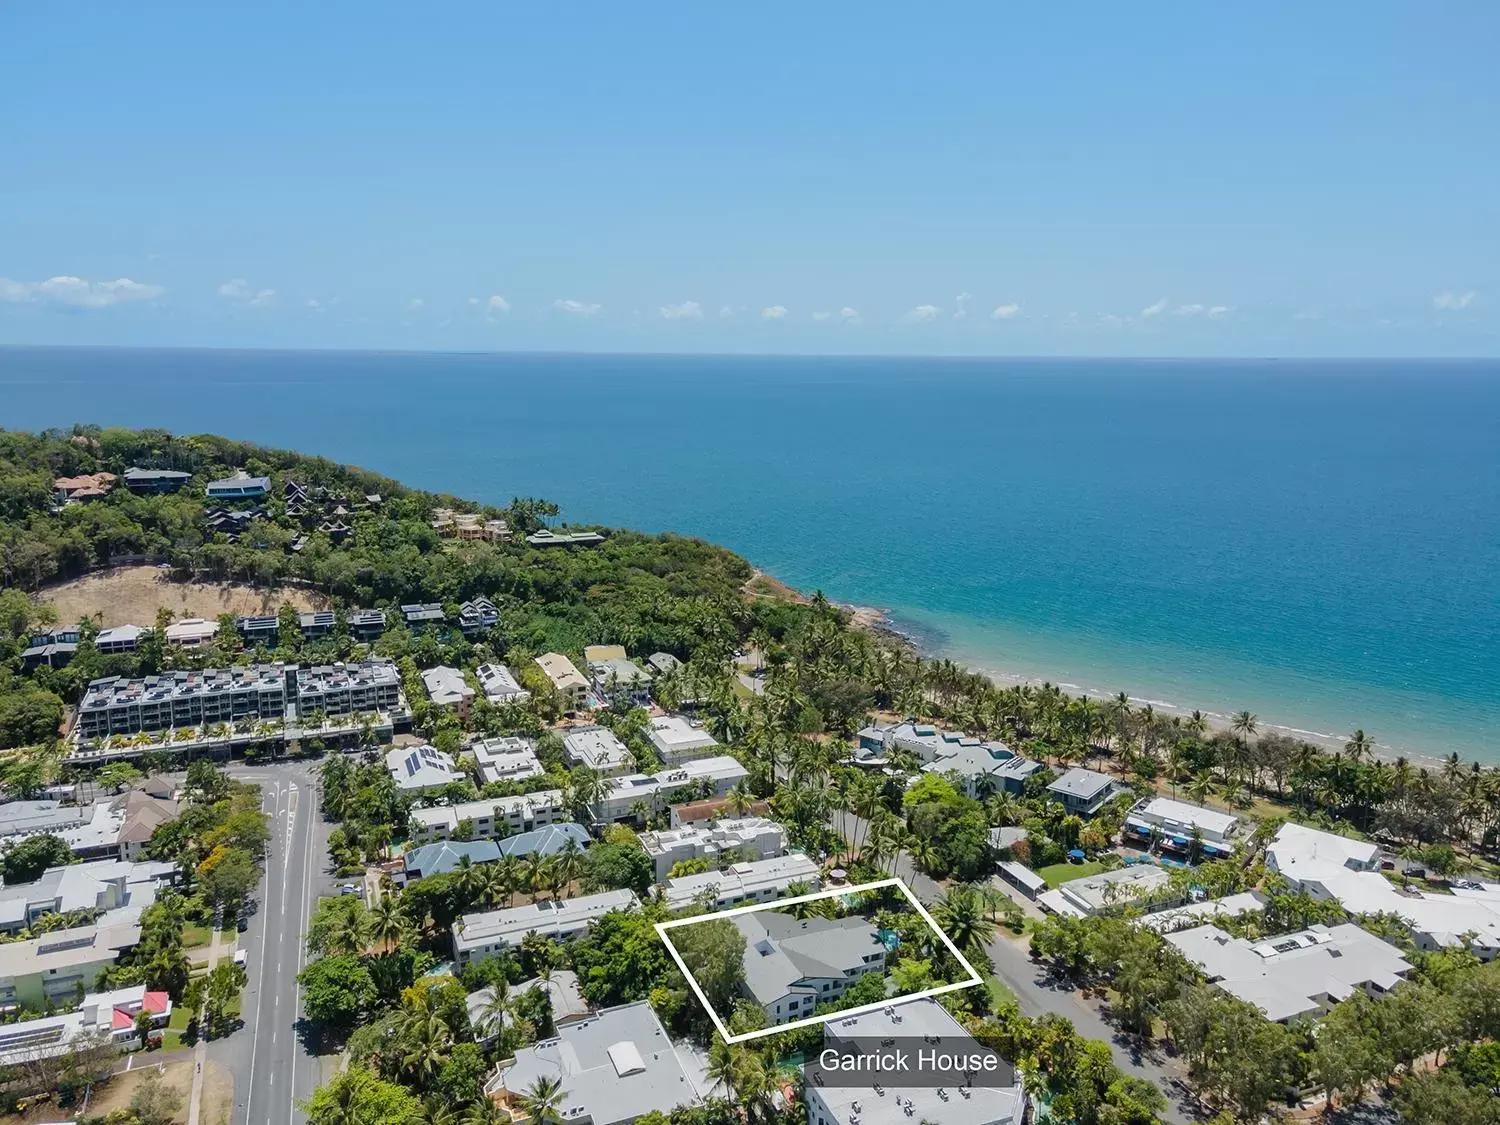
top-left (855, 721), bottom-right (1042, 796)
top-left (808, 1001), bottom-right (1026, 1125)
top-left (204, 470), bottom-right (270, 499)
top-left (647, 652), bottom-right (681, 676)
top-left (458, 597), bottom-right (500, 635)
top-left (467, 970), bottom-right (589, 1043)
top-left (525, 529), bottom-right (606, 548)
top-left (401, 603), bottom-right (446, 629)
top-left (1137, 892), bottom-right (1269, 934)
top-left (0, 858), bottom-right (177, 934)
top-left (662, 853), bottom-right (821, 910)
top-left (453, 890), bottom-right (639, 962)
top-left (402, 824), bottom-right (590, 879)
top-left (1046, 767), bottom-right (1123, 816)
top-left (21, 631), bottom-right (77, 669)
top-left (1123, 797), bottom-right (1240, 857)
top-left (162, 618), bottom-right (219, 648)
top-left (588, 655), bottom-right (653, 708)
top-left (1166, 922), bottom-right (1415, 1023)
top-left (385, 745), bottom-right (463, 794)
top-left (52, 472), bottom-right (117, 504)
top-left (93, 625), bottom-right (148, 654)
top-left (733, 913), bottom-right (886, 1024)
top-left (347, 609), bottom-right (387, 641)
top-left (1036, 864), bottom-right (1180, 918)
top-left (468, 736), bottom-right (544, 785)
top-left (408, 789), bottom-right (568, 844)
top-left (592, 756), bottom-right (749, 823)
top-left (122, 467), bottom-right (190, 494)
top-left (475, 662), bottom-right (531, 705)
top-left (639, 817), bottom-right (786, 883)
top-left (235, 616), bottom-right (280, 645)
top-left (536, 653), bottom-right (591, 711)
top-left (485, 1001), bottom-right (699, 1125)
top-left (76, 666), bottom-right (288, 742)
top-left (298, 611), bottom-right (336, 638)
top-left (420, 666), bottom-right (475, 720)
top-left (563, 727), bottom-right (632, 775)
top-left (670, 795), bottom-right (771, 827)
top-left (431, 509), bottom-right (510, 543)
top-left (293, 660), bottom-right (403, 720)
top-left (0, 922), bottom-right (141, 1010)
top-left (645, 715), bottom-right (721, 765)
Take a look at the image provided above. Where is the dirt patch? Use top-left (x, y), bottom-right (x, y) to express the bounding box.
top-left (42, 566), bottom-right (326, 628)
top-left (0, 1057), bottom-right (230, 1125)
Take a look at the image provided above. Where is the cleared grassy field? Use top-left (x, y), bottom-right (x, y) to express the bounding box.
top-left (1036, 860), bottom-right (1106, 887)
top-left (42, 565), bottom-right (325, 628)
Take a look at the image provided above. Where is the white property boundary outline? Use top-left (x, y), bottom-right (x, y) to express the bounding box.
top-left (655, 876), bottom-right (984, 1044)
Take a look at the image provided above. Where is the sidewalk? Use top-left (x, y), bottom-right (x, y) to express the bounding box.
top-left (186, 928), bottom-right (233, 1125)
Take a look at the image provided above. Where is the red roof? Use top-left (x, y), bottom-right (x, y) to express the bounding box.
top-left (143, 991), bottom-right (170, 1014)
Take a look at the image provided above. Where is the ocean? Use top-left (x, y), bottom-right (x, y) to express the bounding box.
top-left (2, 347), bottom-right (1497, 763)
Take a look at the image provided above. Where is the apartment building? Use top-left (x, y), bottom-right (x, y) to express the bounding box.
top-left (536, 653), bottom-right (591, 711)
top-left (663, 854), bottom-right (822, 910)
top-left (645, 715), bottom-right (721, 765)
top-left (468, 736), bottom-right (544, 785)
top-left (408, 790), bottom-right (568, 844)
top-left (476, 663), bottom-right (531, 705)
top-left (421, 666), bottom-right (475, 720)
top-left (453, 890), bottom-right (639, 962)
top-left (0, 922), bottom-right (141, 1009)
top-left (734, 913), bottom-right (886, 1024)
top-left (592, 756), bottom-right (749, 823)
top-left (76, 667), bottom-right (287, 741)
top-left (638, 817), bottom-right (785, 883)
top-left (563, 727), bottom-right (632, 775)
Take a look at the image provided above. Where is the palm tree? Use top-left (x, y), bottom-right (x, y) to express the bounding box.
top-left (522, 853), bottom-right (548, 901)
top-left (462, 1099), bottom-right (509, 1125)
top-left (1345, 729), bottom-right (1374, 765)
top-left (455, 855), bottom-right (484, 905)
top-left (368, 893), bottom-right (409, 953)
top-left (554, 838), bottom-right (584, 894)
top-left (474, 980), bottom-right (510, 1041)
top-left (930, 884), bottom-right (995, 964)
top-left (1230, 710), bottom-right (1258, 747)
top-left (326, 905), bottom-right (368, 956)
top-left (517, 1076), bottom-right (566, 1125)
top-left (400, 1009), bottom-right (454, 1084)
top-left (496, 855), bottom-right (524, 906)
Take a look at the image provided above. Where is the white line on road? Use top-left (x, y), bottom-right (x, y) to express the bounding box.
top-left (245, 779), bottom-right (284, 1125)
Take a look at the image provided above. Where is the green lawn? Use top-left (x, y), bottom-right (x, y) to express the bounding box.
top-left (182, 923), bottom-right (214, 949)
top-left (168, 1006), bottom-right (193, 1031)
top-left (987, 976), bottom-right (1018, 1009)
top-left (1036, 860), bottom-right (1106, 887)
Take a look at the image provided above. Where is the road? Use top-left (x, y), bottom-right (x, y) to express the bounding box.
top-left (210, 761), bottom-right (332, 1125)
top-left (830, 811), bottom-right (1196, 1124)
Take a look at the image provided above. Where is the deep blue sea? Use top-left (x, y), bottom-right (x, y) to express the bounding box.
top-left (3, 347), bottom-right (1498, 763)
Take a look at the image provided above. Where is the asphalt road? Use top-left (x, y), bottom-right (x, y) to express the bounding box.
top-left (829, 810), bottom-right (1196, 1124)
top-left (213, 761), bottom-right (331, 1125)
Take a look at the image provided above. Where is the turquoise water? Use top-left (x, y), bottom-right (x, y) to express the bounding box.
top-left (2, 347), bottom-right (1497, 761)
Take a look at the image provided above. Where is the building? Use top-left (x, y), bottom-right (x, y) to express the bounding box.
top-left (235, 616), bottom-right (280, 645)
top-left (453, 890), bottom-right (639, 962)
top-left (563, 727), bottom-right (632, 775)
top-left (93, 625), bottom-right (147, 654)
top-left (458, 597), bottom-right (500, 635)
top-left (486, 1001), bottom-right (698, 1125)
top-left (1166, 922), bottom-right (1415, 1023)
top-left (645, 715), bottom-right (721, 765)
top-left (663, 853), bottom-right (822, 910)
top-left (0, 859), bottom-right (177, 933)
top-left (293, 660), bottom-right (403, 721)
top-left (21, 630), bottom-right (78, 668)
top-left (1123, 797), bottom-right (1239, 857)
top-left (403, 825), bottom-right (588, 878)
top-left (0, 984), bottom-right (171, 1068)
top-left (52, 472), bottom-right (117, 504)
top-left (475, 663), bottom-right (531, 706)
top-left (639, 817), bottom-right (786, 883)
top-left (122, 467), bottom-right (190, 494)
top-left (0, 922), bottom-right (141, 1009)
top-left (401, 603), bottom-right (446, 628)
top-left (113, 789), bottom-right (180, 859)
top-left (347, 610), bottom-right (387, 641)
top-left (76, 666), bottom-right (288, 742)
top-left (1036, 864), bottom-right (1179, 918)
top-left (1046, 767), bottom-right (1122, 816)
top-left (467, 970), bottom-right (589, 1042)
top-left (468, 736), bottom-right (543, 785)
top-left (537, 653), bottom-right (591, 711)
top-left (997, 860), bottom-right (1048, 901)
top-left (588, 656), bottom-right (653, 708)
top-left (734, 913), bottom-right (886, 1024)
top-left (163, 618), bottom-right (219, 648)
top-left (408, 790), bottom-right (568, 844)
top-left (670, 795), bottom-right (771, 827)
top-left (298, 611), bottom-right (336, 639)
top-left (1136, 892), bottom-right (1269, 934)
top-left (647, 652), bottom-right (681, 677)
top-left (204, 470), bottom-right (270, 500)
top-left (421, 666), bottom-right (475, 720)
top-left (432, 509), bottom-right (510, 543)
top-left (593, 756), bottom-right (749, 823)
top-left (807, 1000), bottom-right (1026, 1125)
top-left (855, 722), bottom-right (1042, 796)
top-left (385, 745), bottom-right (463, 793)
top-left (526, 529), bottom-right (606, 548)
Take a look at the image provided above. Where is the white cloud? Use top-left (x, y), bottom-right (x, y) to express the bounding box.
top-left (953, 292), bottom-right (972, 321)
top-left (1207, 305), bottom-right (1229, 319)
top-left (0, 276), bottom-right (165, 308)
top-left (990, 303), bottom-right (1021, 320)
top-left (839, 307), bottom-right (861, 323)
top-left (306, 299), bottom-right (323, 312)
top-left (761, 305), bottom-right (788, 320)
top-left (217, 279), bottom-right (250, 300)
top-left (1140, 298), bottom-right (1169, 318)
top-left (902, 304), bottom-right (942, 323)
top-left (1434, 291), bottom-right (1477, 310)
top-left (553, 298), bottom-right (602, 317)
top-left (486, 295), bottom-right (511, 314)
top-left (1173, 303), bottom-right (1206, 317)
top-left (718, 305), bottom-right (734, 319)
top-left (468, 297), bottom-right (480, 306)
top-left (407, 297), bottom-right (425, 311)
top-left (659, 301), bottom-right (703, 321)
top-left (248, 289), bottom-right (277, 309)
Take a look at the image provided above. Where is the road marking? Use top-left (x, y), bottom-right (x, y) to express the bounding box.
top-left (245, 779), bottom-right (284, 1125)
top-left (290, 767), bottom-right (315, 1125)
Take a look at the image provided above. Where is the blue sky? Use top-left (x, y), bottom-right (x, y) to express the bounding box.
top-left (1, 3), bottom-right (1496, 357)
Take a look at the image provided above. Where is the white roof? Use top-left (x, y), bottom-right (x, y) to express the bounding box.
top-left (536, 653), bottom-right (588, 692)
top-left (384, 745), bottom-right (462, 791)
top-left (1137, 892), bottom-right (1267, 933)
top-left (1047, 766), bottom-right (1117, 800)
top-left (645, 715), bottom-right (720, 755)
top-left (455, 890), bottom-right (638, 952)
top-left (1267, 822), bottom-right (1380, 874)
top-left (475, 663), bottom-right (530, 702)
top-left (663, 853), bottom-right (821, 907)
top-left (410, 789), bottom-right (566, 833)
top-left (1054, 864), bottom-right (1173, 914)
top-left (163, 618), bottom-right (218, 641)
top-left (1131, 797), bottom-right (1238, 838)
top-left (563, 727), bottom-right (631, 772)
top-left (420, 666), bottom-right (474, 707)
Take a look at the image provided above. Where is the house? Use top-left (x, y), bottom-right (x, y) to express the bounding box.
top-left (855, 721), bottom-right (1042, 796)
top-left (639, 817), bottom-right (786, 883)
top-left (734, 913), bottom-right (886, 1024)
top-left (475, 663), bottom-right (531, 706)
top-left (1137, 892), bottom-right (1269, 934)
top-left (525, 529), bottom-right (605, 548)
top-left (204, 470), bottom-right (270, 500)
top-left (0, 921), bottom-right (141, 1009)
top-left (122, 467), bottom-right (190, 494)
top-left (385, 745), bottom-right (463, 794)
top-left (93, 625), bottom-right (147, 654)
top-left (458, 597), bottom-right (500, 635)
top-left (163, 618), bottom-right (219, 648)
top-left (421, 666), bottom-right (475, 720)
top-left (298, 611), bottom-right (336, 639)
top-left (592, 756), bottom-right (749, 823)
top-left (431, 509), bottom-right (510, 543)
top-left (0, 984), bottom-right (171, 1067)
top-left (453, 890), bottom-right (639, 962)
top-left (467, 970), bottom-right (590, 1042)
top-left (408, 790), bottom-right (568, 844)
top-left (402, 840), bottom-right (502, 879)
top-left (588, 656), bottom-right (653, 708)
top-left (0, 859), bottom-right (177, 933)
top-left (536, 653), bottom-right (591, 711)
top-left (234, 616), bottom-right (280, 645)
top-left (645, 715), bottom-right (721, 765)
top-left (563, 727), bottom-right (632, 775)
top-left (807, 1000), bottom-right (1026, 1125)
top-left (113, 789), bottom-right (180, 859)
top-left (347, 610), bottom-right (387, 641)
top-left (1123, 797), bottom-right (1239, 857)
top-left (468, 736), bottom-right (543, 785)
top-left (485, 1001), bottom-right (698, 1125)
top-left (52, 472), bottom-right (117, 504)
top-left (663, 853), bottom-right (822, 910)
top-left (1036, 864), bottom-right (1179, 918)
top-left (1166, 922), bottom-right (1415, 1024)
top-left (401, 603), bottom-right (446, 629)
top-left (1046, 767), bottom-right (1122, 816)
top-left (647, 652), bottom-right (681, 676)
top-left (21, 635), bottom-right (77, 669)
